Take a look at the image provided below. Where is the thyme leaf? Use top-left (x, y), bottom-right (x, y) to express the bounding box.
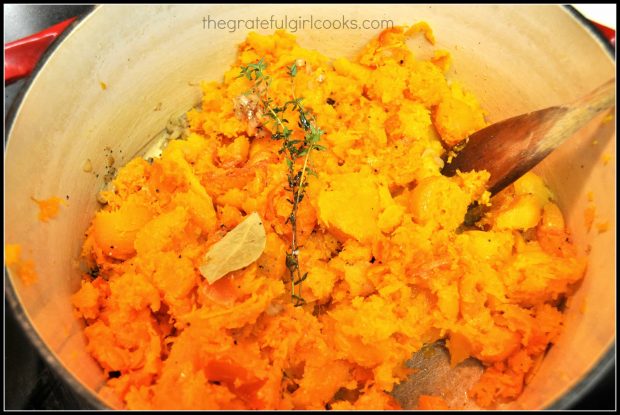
top-left (238, 58), bottom-right (325, 307)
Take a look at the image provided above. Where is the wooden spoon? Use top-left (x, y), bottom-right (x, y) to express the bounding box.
top-left (394, 80), bottom-right (615, 409)
top-left (442, 79), bottom-right (615, 195)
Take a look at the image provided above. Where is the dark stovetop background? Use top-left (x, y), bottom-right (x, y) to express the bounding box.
top-left (3, 4), bottom-right (616, 410)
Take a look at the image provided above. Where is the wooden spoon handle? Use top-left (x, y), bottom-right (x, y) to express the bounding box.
top-left (442, 79), bottom-right (615, 195)
top-left (562, 78), bottom-right (615, 140)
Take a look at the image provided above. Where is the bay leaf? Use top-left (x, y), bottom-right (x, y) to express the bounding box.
top-left (199, 212), bottom-right (267, 284)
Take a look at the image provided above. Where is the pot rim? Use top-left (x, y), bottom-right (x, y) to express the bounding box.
top-left (4, 4), bottom-right (615, 410)
top-left (4, 5), bottom-right (107, 409)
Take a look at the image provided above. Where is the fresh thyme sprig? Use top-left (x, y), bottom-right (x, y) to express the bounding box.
top-left (238, 59), bottom-right (325, 307)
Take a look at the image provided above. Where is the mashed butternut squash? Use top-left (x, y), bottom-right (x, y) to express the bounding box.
top-left (6, 243), bottom-right (38, 285)
top-left (32, 196), bottom-right (64, 222)
top-left (73, 25), bottom-right (586, 410)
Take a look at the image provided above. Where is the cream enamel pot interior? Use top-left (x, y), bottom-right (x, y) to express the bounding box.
top-left (5, 4), bottom-right (615, 409)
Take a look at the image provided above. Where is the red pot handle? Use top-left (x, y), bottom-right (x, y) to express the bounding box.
top-left (591, 21), bottom-right (616, 47)
top-left (4, 16), bottom-right (76, 84)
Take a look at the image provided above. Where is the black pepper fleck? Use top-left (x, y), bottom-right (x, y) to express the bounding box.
top-left (87, 265), bottom-right (100, 279)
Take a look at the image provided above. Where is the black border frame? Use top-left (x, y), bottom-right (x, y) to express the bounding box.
top-left (4, 4), bottom-right (616, 410)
